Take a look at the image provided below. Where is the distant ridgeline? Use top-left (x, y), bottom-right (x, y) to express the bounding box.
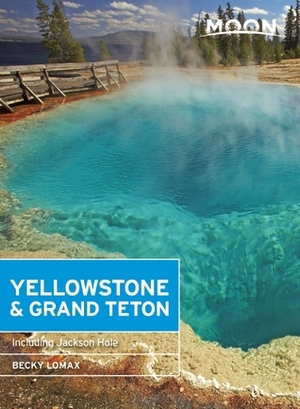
top-left (0, 30), bottom-right (153, 66)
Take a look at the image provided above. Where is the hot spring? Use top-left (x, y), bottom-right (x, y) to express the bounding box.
top-left (3, 76), bottom-right (300, 350)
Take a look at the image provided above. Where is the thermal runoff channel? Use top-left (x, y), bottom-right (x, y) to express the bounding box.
top-left (4, 77), bottom-right (300, 350)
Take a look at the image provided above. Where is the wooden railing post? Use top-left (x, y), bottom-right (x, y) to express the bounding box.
top-left (43, 68), bottom-right (54, 96)
top-left (0, 98), bottom-right (14, 113)
top-left (16, 70), bottom-right (43, 105)
top-left (43, 68), bottom-right (66, 97)
top-left (91, 64), bottom-right (108, 91)
top-left (116, 63), bottom-right (121, 84)
top-left (16, 71), bottom-right (29, 102)
top-left (116, 63), bottom-right (128, 84)
top-left (105, 65), bottom-right (111, 87)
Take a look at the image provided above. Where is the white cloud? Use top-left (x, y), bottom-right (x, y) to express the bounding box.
top-left (106, 16), bottom-right (158, 30)
top-left (143, 5), bottom-right (159, 12)
top-left (63, 2), bottom-right (83, 9)
top-left (112, 10), bottom-right (133, 15)
top-left (74, 10), bottom-right (102, 19)
top-left (0, 17), bottom-right (19, 26)
top-left (181, 19), bottom-right (191, 28)
top-left (72, 7), bottom-right (135, 22)
top-left (101, 9), bottom-right (134, 17)
top-left (233, 7), bottom-right (268, 15)
top-left (139, 7), bottom-right (167, 18)
top-left (110, 1), bottom-right (139, 12)
top-left (67, 2), bottom-right (178, 34)
top-left (191, 11), bottom-right (218, 22)
top-left (0, 13), bottom-right (40, 33)
top-left (71, 16), bottom-right (100, 27)
top-left (0, 25), bottom-right (40, 34)
top-left (71, 16), bottom-right (95, 23)
top-left (24, 30), bottom-right (38, 34)
top-left (4, 27), bottom-right (18, 32)
top-left (23, 18), bottom-right (36, 24)
top-left (68, 2), bottom-right (173, 33)
top-left (0, 9), bottom-right (7, 14)
top-left (278, 12), bottom-right (291, 25)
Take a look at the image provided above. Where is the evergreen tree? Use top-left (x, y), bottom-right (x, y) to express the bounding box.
top-left (99, 40), bottom-right (111, 61)
top-left (284, 6), bottom-right (297, 51)
top-left (275, 41), bottom-right (283, 62)
top-left (296, 0), bottom-right (300, 46)
top-left (217, 3), bottom-right (237, 66)
top-left (36, 0), bottom-right (51, 41)
top-left (216, 5), bottom-right (227, 64)
top-left (199, 18), bottom-right (207, 36)
top-left (295, 44), bottom-right (300, 57)
top-left (252, 19), bottom-right (267, 64)
top-left (237, 11), bottom-right (252, 65)
top-left (273, 28), bottom-right (283, 62)
top-left (36, 0), bottom-right (85, 63)
top-left (202, 14), bottom-right (218, 65)
top-left (225, 2), bottom-right (238, 65)
top-left (265, 39), bottom-right (274, 63)
top-left (194, 13), bottom-right (218, 66)
top-left (217, 5), bottom-right (225, 21)
top-left (193, 16), bottom-right (203, 61)
top-left (194, 17), bottom-right (201, 47)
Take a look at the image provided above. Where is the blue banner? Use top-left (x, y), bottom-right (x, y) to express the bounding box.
top-left (0, 259), bottom-right (179, 332)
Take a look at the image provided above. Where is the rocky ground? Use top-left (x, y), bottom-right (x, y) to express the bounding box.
top-left (257, 59), bottom-right (300, 84)
top-left (1, 332), bottom-right (300, 409)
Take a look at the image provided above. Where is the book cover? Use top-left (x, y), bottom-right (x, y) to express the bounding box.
top-left (1, 0), bottom-right (300, 407)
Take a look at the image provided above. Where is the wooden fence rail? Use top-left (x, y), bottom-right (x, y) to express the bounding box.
top-left (0, 60), bottom-right (128, 113)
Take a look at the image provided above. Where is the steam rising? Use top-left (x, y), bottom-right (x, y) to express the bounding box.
top-left (4, 74), bottom-right (300, 350)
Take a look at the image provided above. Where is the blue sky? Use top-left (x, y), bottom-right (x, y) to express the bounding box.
top-left (0, 0), bottom-right (292, 37)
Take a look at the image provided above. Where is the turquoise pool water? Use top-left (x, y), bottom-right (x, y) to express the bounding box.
top-left (4, 77), bottom-right (300, 350)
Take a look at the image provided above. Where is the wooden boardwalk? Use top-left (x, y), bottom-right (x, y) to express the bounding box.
top-left (0, 60), bottom-right (128, 113)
